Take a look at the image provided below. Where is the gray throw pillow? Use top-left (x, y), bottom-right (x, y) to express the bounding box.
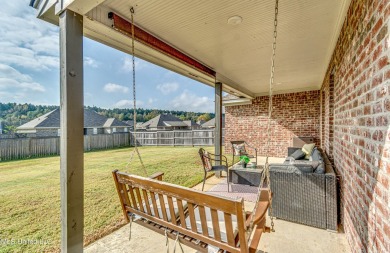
top-left (291, 164), bottom-right (314, 173)
top-left (311, 148), bottom-right (323, 161)
top-left (291, 160), bottom-right (320, 170)
top-left (314, 162), bottom-right (326, 174)
top-left (290, 149), bottom-right (306, 160)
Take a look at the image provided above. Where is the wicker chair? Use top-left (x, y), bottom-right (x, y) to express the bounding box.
top-left (269, 147), bottom-right (338, 231)
top-left (231, 141), bottom-right (258, 165)
top-left (198, 148), bottom-right (230, 192)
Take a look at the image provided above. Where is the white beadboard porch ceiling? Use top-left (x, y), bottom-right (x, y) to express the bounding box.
top-left (97, 0), bottom-right (350, 96)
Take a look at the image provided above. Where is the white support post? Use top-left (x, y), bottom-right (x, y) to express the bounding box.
top-left (59, 9), bottom-right (84, 253)
top-left (215, 82), bottom-right (223, 178)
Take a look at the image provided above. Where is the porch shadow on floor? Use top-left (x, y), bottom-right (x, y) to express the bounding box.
top-left (85, 169), bottom-right (350, 253)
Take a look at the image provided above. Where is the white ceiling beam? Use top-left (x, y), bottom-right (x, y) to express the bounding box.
top-left (222, 98), bottom-right (252, 107)
top-left (216, 73), bottom-right (255, 99)
top-left (56, 0), bottom-right (105, 15)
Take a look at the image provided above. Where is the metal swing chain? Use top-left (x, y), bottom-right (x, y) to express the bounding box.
top-left (127, 7), bottom-right (148, 177)
top-left (173, 232), bottom-right (184, 253)
top-left (248, 0), bottom-right (278, 236)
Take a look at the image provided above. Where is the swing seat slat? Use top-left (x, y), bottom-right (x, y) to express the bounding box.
top-left (113, 170), bottom-right (270, 253)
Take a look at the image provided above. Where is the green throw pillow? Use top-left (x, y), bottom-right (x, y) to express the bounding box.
top-left (302, 143), bottom-right (316, 160)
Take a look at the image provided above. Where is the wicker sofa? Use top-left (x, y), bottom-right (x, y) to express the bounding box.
top-left (269, 147), bottom-right (337, 231)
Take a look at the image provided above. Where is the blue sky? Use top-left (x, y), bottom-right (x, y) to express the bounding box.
top-left (0, 1), bottom-right (215, 113)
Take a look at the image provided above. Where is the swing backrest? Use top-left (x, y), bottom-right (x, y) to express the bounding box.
top-left (112, 170), bottom-right (250, 253)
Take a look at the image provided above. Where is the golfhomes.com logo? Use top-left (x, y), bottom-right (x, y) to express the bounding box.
top-left (0, 238), bottom-right (51, 245)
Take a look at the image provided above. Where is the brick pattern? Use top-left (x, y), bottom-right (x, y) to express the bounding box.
top-left (225, 90), bottom-right (320, 158)
top-left (321, 0), bottom-right (390, 252)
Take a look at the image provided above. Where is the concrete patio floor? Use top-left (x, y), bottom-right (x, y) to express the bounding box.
top-left (85, 157), bottom-right (351, 253)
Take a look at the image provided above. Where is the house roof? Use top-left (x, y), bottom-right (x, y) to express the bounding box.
top-left (16, 110), bottom-right (57, 130)
top-left (103, 118), bottom-right (128, 128)
top-left (164, 121), bottom-right (188, 127)
top-left (202, 116), bottom-right (225, 128)
top-left (124, 120), bottom-right (134, 126)
top-left (140, 114), bottom-right (186, 128)
top-left (17, 108), bottom-right (128, 130)
top-left (183, 120), bottom-right (200, 127)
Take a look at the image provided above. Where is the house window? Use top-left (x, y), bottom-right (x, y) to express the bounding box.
top-left (93, 128), bottom-right (97, 134)
top-left (57, 129), bottom-right (61, 136)
top-left (112, 128), bottom-right (116, 133)
top-left (124, 127), bottom-right (128, 132)
top-left (84, 128), bottom-right (88, 135)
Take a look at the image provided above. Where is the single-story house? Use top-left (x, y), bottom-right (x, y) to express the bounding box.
top-left (124, 120), bottom-right (135, 130)
top-left (16, 108), bottom-right (129, 137)
top-left (202, 116), bottom-right (225, 129)
top-left (183, 120), bottom-right (202, 130)
top-left (139, 114), bottom-right (190, 131)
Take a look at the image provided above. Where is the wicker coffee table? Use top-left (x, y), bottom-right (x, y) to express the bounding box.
top-left (229, 164), bottom-right (264, 187)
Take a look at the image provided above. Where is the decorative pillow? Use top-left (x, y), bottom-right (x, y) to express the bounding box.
top-left (233, 144), bottom-right (246, 156)
top-left (302, 143), bottom-right (316, 160)
top-left (311, 148), bottom-right (323, 161)
top-left (290, 149), bottom-right (306, 160)
top-left (314, 161), bottom-right (326, 174)
top-left (294, 165), bottom-right (314, 173)
top-left (287, 164), bottom-right (314, 173)
top-left (203, 151), bottom-right (213, 171)
top-left (291, 160), bottom-right (320, 169)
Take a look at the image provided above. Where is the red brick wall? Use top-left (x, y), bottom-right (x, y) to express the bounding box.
top-left (322, 74), bottom-right (335, 161)
top-left (225, 90), bottom-right (320, 157)
top-left (321, 0), bottom-right (390, 252)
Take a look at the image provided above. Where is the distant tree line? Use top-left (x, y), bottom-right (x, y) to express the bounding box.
top-left (0, 103), bottom-right (214, 133)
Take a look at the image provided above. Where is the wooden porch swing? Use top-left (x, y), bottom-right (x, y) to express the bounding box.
top-left (112, 0), bottom-right (280, 252)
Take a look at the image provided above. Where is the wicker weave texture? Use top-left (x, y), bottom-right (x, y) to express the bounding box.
top-left (269, 149), bottom-right (338, 230)
top-left (325, 170), bottom-right (338, 230)
top-left (270, 170), bottom-right (327, 229)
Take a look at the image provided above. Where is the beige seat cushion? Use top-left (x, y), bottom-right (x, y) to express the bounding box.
top-left (185, 207), bottom-right (238, 243)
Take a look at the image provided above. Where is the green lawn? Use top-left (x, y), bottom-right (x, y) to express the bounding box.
top-left (0, 146), bottom-right (231, 252)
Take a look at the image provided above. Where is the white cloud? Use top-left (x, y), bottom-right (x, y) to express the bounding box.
top-left (122, 57), bottom-right (148, 72)
top-left (148, 98), bottom-right (156, 104)
top-left (156, 82), bottom-right (179, 95)
top-left (114, 99), bottom-right (144, 109)
top-left (0, 64), bottom-right (45, 92)
top-left (84, 56), bottom-right (99, 68)
top-left (0, 91), bottom-right (25, 101)
top-left (0, 64), bottom-right (31, 82)
top-left (103, 83), bottom-right (129, 93)
top-left (170, 90), bottom-right (213, 112)
top-left (0, 2), bottom-right (60, 71)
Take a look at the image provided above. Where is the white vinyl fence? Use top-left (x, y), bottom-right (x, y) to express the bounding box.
top-left (130, 130), bottom-right (224, 146)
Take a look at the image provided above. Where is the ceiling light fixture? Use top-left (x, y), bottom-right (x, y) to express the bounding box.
top-left (227, 15), bottom-right (243, 25)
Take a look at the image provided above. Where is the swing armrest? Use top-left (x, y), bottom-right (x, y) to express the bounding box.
top-left (245, 201), bottom-right (269, 227)
top-left (148, 172), bottom-right (164, 181)
top-left (245, 191), bottom-right (272, 227)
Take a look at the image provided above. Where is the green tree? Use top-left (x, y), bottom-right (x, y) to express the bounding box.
top-left (144, 110), bottom-right (159, 121)
top-left (4, 125), bottom-right (17, 134)
top-left (197, 113), bottom-right (211, 122)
